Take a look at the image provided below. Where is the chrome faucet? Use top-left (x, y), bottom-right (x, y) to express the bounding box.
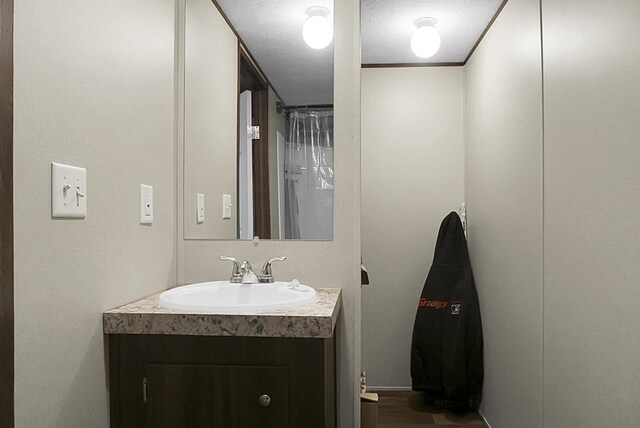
top-left (220, 256), bottom-right (286, 284)
top-left (259, 257), bottom-right (286, 283)
top-left (219, 256), bottom-right (258, 283)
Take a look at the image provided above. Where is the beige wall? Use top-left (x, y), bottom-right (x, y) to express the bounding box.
top-left (360, 67), bottom-right (464, 387)
top-left (183, 0), bottom-right (238, 240)
top-left (542, 0), bottom-right (640, 426)
top-left (176, 0), bottom-right (361, 426)
top-left (464, 0), bottom-right (543, 426)
top-left (13, 0), bottom-right (361, 425)
top-left (466, 0), bottom-right (640, 426)
top-left (13, 1), bottom-right (177, 427)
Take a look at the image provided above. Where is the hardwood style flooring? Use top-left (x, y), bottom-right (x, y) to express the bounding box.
top-left (374, 391), bottom-right (485, 427)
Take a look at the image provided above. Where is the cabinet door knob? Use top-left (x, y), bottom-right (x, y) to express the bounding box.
top-left (259, 394), bottom-right (271, 407)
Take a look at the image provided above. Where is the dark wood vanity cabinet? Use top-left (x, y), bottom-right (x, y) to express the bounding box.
top-left (146, 364), bottom-right (288, 427)
top-left (107, 334), bottom-right (336, 428)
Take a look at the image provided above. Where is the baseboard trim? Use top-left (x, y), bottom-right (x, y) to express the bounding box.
top-left (366, 386), bottom-right (413, 391)
top-left (478, 410), bottom-right (492, 428)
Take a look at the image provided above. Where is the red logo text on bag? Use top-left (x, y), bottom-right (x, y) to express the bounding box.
top-left (418, 298), bottom-right (448, 309)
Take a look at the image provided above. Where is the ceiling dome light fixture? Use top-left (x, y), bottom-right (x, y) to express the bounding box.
top-left (303, 6), bottom-right (332, 50)
top-left (411, 17), bottom-right (441, 59)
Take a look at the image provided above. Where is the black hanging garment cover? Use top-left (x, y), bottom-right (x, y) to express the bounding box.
top-left (410, 212), bottom-right (483, 412)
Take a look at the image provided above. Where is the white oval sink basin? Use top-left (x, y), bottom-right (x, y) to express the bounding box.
top-left (159, 281), bottom-right (320, 313)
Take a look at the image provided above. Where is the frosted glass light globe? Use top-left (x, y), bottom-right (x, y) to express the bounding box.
top-left (411, 22), bottom-right (441, 59)
top-left (303, 9), bottom-right (332, 50)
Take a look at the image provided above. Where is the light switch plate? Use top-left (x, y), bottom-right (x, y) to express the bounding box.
top-left (222, 194), bottom-right (232, 219)
top-left (51, 162), bottom-right (86, 218)
top-left (140, 184), bottom-right (153, 224)
top-left (197, 193), bottom-right (205, 224)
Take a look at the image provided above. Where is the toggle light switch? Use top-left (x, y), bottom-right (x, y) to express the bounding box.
top-left (222, 194), bottom-right (232, 220)
top-left (51, 162), bottom-right (87, 219)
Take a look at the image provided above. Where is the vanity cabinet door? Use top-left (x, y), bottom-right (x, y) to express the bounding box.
top-left (146, 364), bottom-right (288, 428)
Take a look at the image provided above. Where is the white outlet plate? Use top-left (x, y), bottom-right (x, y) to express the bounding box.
top-left (197, 193), bottom-right (205, 224)
top-left (51, 162), bottom-right (86, 219)
top-left (140, 184), bottom-right (153, 224)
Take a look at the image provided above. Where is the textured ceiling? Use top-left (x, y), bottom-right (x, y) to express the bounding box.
top-left (217, 0), bottom-right (334, 106)
top-left (362, 0), bottom-right (504, 64)
top-left (216, 0), bottom-right (503, 105)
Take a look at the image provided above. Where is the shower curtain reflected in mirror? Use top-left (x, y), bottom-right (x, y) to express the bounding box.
top-left (284, 110), bottom-right (334, 239)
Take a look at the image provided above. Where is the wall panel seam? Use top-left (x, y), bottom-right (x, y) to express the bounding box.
top-left (539, 0), bottom-right (546, 426)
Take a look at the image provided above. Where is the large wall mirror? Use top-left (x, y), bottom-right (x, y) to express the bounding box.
top-left (183, 0), bottom-right (334, 240)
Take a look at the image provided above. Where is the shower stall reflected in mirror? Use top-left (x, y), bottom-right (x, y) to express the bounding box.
top-left (281, 106), bottom-right (334, 240)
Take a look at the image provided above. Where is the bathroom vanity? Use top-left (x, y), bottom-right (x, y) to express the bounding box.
top-left (103, 288), bottom-right (341, 428)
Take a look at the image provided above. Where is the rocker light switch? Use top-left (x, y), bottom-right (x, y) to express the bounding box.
top-left (51, 162), bottom-right (86, 219)
top-left (197, 193), bottom-right (205, 224)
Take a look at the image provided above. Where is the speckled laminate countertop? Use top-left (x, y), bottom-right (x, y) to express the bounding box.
top-left (103, 288), bottom-right (341, 338)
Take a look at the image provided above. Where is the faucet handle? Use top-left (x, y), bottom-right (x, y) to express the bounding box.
top-left (259, 257), bottom-right (286, 283)
top-left (219, 256), bottom-right (242, 283)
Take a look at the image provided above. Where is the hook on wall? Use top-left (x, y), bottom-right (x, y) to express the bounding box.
top-left (460, 203), bottom-right (467, 239)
